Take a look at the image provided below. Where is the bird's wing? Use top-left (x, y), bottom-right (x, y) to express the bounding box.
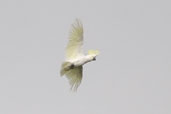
top-left (66, 19), bottom-right (84, 60)
top-left (65, 66), bottom-right (83, 91)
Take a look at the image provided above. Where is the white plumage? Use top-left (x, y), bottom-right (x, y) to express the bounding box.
top-left (60, 19), bottom-right (99, 91)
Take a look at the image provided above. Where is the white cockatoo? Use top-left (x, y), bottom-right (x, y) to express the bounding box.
top-left (60, 19), bottom-right (99, 91)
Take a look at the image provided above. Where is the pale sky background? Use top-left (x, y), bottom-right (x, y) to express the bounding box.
top-left (0, 0), bottom-right (170, 114)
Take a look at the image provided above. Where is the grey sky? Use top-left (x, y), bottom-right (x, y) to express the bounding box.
top-left (0, 0), bottom-right (170, 114)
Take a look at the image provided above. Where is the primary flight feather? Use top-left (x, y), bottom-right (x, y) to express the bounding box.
top-left (60, 19), bottom-right (99, 91)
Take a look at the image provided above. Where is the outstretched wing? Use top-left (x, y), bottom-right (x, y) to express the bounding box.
top-left (65, 66), bottom-right (83, 91)
top-left (66, 19), bottom-right (84, 60)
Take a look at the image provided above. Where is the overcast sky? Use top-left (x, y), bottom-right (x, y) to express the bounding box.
top-left (0, 0), bottom-right (170, 114)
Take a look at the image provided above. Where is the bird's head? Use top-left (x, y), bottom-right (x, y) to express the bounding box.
top-left (88, 50), bottom-right (100, 61)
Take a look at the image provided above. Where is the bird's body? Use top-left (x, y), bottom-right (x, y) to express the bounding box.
top-left (60, 19), bottom-right (99, 91)
top-left (69, 55), bottom-right (95, 67)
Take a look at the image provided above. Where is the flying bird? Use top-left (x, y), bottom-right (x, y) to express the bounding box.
top-left (60, 19), bottom-right (99, 91)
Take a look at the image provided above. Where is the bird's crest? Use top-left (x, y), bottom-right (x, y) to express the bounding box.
top-left (88, 50), bottom-right (100, 56)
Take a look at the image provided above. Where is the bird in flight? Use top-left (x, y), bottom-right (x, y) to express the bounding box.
top-left (60, 19), bottom-right (99, 91)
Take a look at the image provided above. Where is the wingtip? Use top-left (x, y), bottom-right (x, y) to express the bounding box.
top-left (72, 18), bottom-right (83, 28)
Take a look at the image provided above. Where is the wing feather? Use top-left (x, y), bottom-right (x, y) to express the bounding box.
top-left (65, 66), bottom-right (83, 91)
top-left (66, 19), bottom-right (84, 60)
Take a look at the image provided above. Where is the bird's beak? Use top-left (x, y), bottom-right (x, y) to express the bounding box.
top-left (93, 57), bottom-right (96, 61)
